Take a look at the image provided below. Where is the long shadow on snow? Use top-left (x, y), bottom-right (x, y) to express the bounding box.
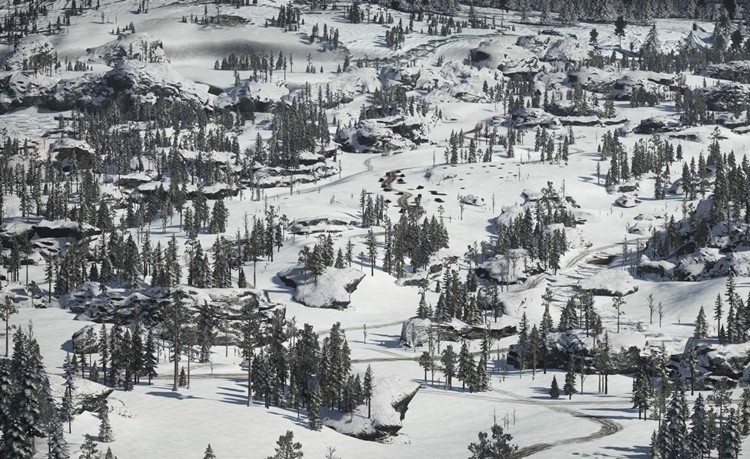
top-left (601, 445), bottom-right (650, 458)
top-left (145, 391), bottom-right (203, 401)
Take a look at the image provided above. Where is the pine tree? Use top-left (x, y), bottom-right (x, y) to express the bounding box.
top-left (308, 385), bottom-right (322, 431)
top-left (549, 375), bottom-right (560, 399)
top-left (99, 400), bottom-right (114, 442)
top-left (695, 306), bottom-right (709, 339)
top-left (1, 294), bottom-right (18, 357)
top-left (440, 345), bottom-right (457, 390)
top-left (269, 430), bottom-right (304, 459)
top-left (203, 444), bottom-right (217, 459)
top-left (458, 341), bottom-right (474, 391)
top-left (564, 360), bottom-right (577, 399)
top-left (78, 437), bottom-right (99, 459)
top-left (467, 421), bottom-right (518, 459)
top-left (363, 365), bottom-right (373, 418)
top-left (47, 416), bottom-right (69, 459)
top-left (142, 329), bottom-right (158, 385)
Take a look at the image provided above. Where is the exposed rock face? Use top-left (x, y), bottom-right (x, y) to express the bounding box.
top-left (700, 61), bottom-right (750, 84)
top-left (63, 283), bottom-right (277, 326)
top-left (0, 72), bottom-right (57, 114)
top-left (335, 116), bottom-right (426, 153)
top-left (49, 138), bottom-right (97, 170)
top-left (277, 265), bottom-right (366, 308)
top-left (694, 83), bottom-right (749, 112)
top-left (633, 116), bottom-right (682, 134)
top-left (510, 107), bottom-right (561, 129)
top-left (400, 317), bottom-right (516, 347)
top-left (32, 220), bottom-right (102, 239)
top-left (288, 217), bottom-right (357, 235)
top-left (671, 339), bottom-right (750, 389)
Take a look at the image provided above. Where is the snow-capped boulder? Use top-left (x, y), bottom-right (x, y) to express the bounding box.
top-left (511, 107), bottom-right (561, 129)
top-left (672, 339), bottom-right (750, 389)
top-left (460, 194), bottom-right (484, 206)
top-left (32, 220), bottom-right (101, 239)
top-left (48, 61), bottom-right (212, 110)
top-left (85, 33), bottom-right (168, 65)
top-left (0, 72), bottom-right (58, 114)
top-left (633, 116), bottom-right (682, 134)
top-left (288, 216), bottom-right (357, 235)
top-left (335, 117), bottom-right (425, 153)
top-left (323, 376), bottom-right (420, 440)
top-left (277, 265), bottom-right (366, 309)
top-left (0, 220), bottom-right (35, 248)
top-left (400, 317), bottom-right (431, 348)
top-left (2, 34), bottom-right (55, 71)
top-left (49, 138), bottom-right (97, 170)
top-left (700, 61), bottom-right (750, 84)
top-left (579, 269), bottom-right (638, 296)
top-left (694, 83), bottom-right (749, 112)
top-left (64, 283), bottom-right (277, 325)
top-left (476, 249), bottom-right (541, 285)
top-left (215, 79), bottom-right (289, 114)
top-left (614, 194), bottom-right (640, 208)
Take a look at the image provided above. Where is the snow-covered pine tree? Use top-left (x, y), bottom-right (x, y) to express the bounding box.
top-left (308, 385), bottom-right (322, 431)
top-left (203, 444), bottom-right (216, 459)
top-left (142, 329), bottom-right (158, 385)
top-left (564, 360), bottom-right (577, 399)
top-left (549, 375), bottom-right (560, 399)
top-left (99, 400), bottom-right (114, 442)
top-left (467, 420), bottom-right (518, 459)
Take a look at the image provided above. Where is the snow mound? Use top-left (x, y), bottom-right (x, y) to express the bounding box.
top-left (477, 249), bottom-right (539, 285)
top-left (277, 265), bottom-right (366, 309)
top-left (579, 269), bottom-right (638, 296)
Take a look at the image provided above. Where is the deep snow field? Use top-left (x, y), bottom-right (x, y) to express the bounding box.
top-left (3, 0), bottom-right (750, 457)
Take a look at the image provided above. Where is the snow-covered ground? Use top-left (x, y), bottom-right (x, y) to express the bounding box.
top-left (4, 0), bottom-right (750, 457)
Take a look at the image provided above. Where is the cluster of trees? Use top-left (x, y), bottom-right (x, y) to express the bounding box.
top-left (647, 135), bottom-right (750, 259)
top-left (492, 182), bottom-right (574, 273)
top-left (267, 3), bottom-right (301, 31)
top-left (214, 50), bottom-right (292, 81)
top-left (692, 275), bottom-right (750, 345)
top-left (418, 328), bottom-right (493, 393)
top-left (650, 380), bottom-right (748, 458)
top-left (358, 85), bottom-right (430, 120)
top-left (1, 327), bottom-right (120, 459)
top-left (428, 266), bottom-right (501, 325)
top-left (70, 321), bottom-right (158, 391)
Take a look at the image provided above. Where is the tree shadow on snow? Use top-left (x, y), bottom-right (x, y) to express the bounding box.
top-left (145, 391), bottom-right (203, 401)
top-left (600, 445), bottom-right (650, 458)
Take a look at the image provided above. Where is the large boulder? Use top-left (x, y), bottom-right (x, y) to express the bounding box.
top-left (323, 376), bottom-right (420, 440)
top-left (335, 117), bottom-right (425, 153)
top-left (63, 283), bottom-right (277, 327)
top-left (2, 34), bottom-right (55, 71)
top-left (579, 269), bottom-right (638, 296)
top-left (85, 33), bottom-right (168, 66)
top-left (277, 265), bottom-right (366, 309)
top-left (672, 338), bottom-right (750, 389)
